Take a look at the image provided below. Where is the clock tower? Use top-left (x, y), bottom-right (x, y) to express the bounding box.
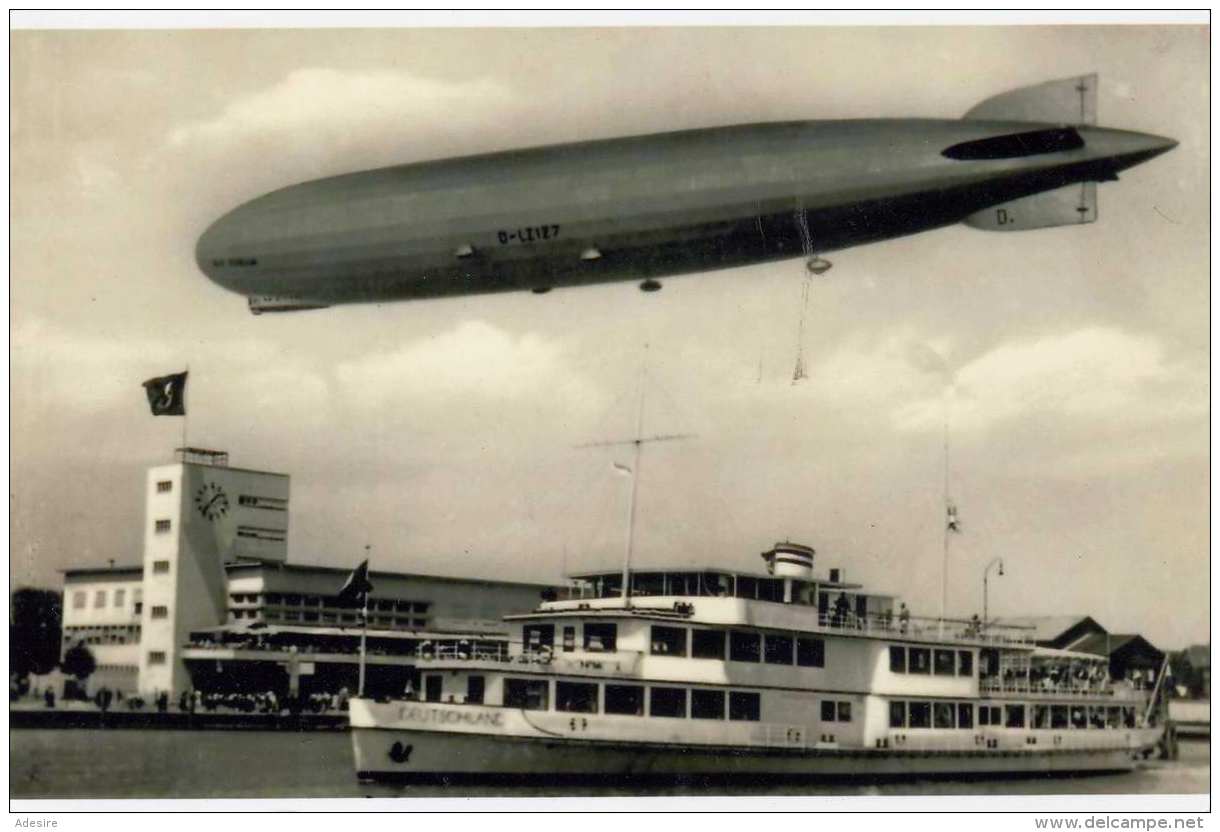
top-left (138, 448), bottom-right (290, 696)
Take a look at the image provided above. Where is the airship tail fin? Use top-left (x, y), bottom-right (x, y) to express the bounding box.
top-left (964, 182), bottom-right (1097, 232)
top-left (965, 74), bottom-right (1097, 126)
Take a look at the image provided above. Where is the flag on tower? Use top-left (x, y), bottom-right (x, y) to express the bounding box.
top-left (142, 371), bottom-right (187, 416)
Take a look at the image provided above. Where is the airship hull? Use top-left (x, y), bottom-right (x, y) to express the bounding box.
top-left (196, 114), bottom-right (1176, 311)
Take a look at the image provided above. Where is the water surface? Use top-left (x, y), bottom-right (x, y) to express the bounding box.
top-left (9, 729), bottom-right (1209, 799)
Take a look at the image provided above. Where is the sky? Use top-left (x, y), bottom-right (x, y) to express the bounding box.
top-left (9, 22), bottom-right (1210, 649)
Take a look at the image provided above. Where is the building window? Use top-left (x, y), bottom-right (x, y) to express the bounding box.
top-left (934, 649), bottom-right (956, 676)
top-left (908, 701), bottom-right (932, 728)
top-left (889, 645), bottom-right (906, 673)
top-left (148, 651), bottom-right (166, 665)
top-left (523, 624), bottom-right (554, 652)
top-left (152, 560), bottom-right (170, 575)
top-left (604, 684), bottom-right (644, 716)
top-left (838, 701), bottom-right (852, 722)
top-left (764, 634), bottom-right (794, 665)
top-left (735, 575), bottom-right (757, 599)
top-left (958, 703), bottom-right (974, 729)
top-left (150, 606), bottom-right (168, 619)
top-left (650, 626), bottom-right (687, 656)
top-left (691, 629), bottom-right (725, 660)
top-left (94, 590), bottom-right (107, 609)
top-left (908, 647), bottom-right (931, 674)
top-left (156, 480), bottom-right (173, 493)
top-left (649, 687), bottom-right (687, 718)
top-left (821, 700), bottom-right (836, 722)
top-left (155, 519), bottom-right (172, 534)
top-left (583, 622), bottom-right (617, 652)
top-left (504, 678), bottom-right (549, 711)
top-left (1033, 705), bottom-right (1051, 729)
top-left (958, 650), bottom-right (973, 677)
top-left (562, 626), bottom-right (575, 652)
top-left (556, 681), bottom-right (598, 713)
top-left (73, 591), bottom-right (86, 610)
top-left (134, 602), bottom-right (143, 615)
top-left (729, 630), bottom-right (761, 663)
top-left (113, 589), bottom-right (126, 608)
top-left (728, 691), bottom-right (760, 722)
top-left (690, 689), bottom-right (725, 720)
top-left (1005, 704), bottom-right (1026, 729)
top-left (796, 636), bottom-right (825, 668)
top-left (1051, 705), bottom-right (1069, 729)
top-left (466, 676), bottom-right (485, 705)
top-left (934, 702), bottom-right (955, 729)
top-left (889, 700), bottom-right (906, 728)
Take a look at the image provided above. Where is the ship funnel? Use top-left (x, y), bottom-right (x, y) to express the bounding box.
top-left (761, 542), bottom-right (815, 579)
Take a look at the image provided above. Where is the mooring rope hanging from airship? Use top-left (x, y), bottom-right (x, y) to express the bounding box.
top-left (791, 204), bottom-right (829, 384)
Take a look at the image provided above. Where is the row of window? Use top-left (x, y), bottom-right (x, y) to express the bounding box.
top-left (582, 572), bottom-right (871, 611)
top-left (889, 700), bottom-right (1139, 730)
top-left (154, 481), bottom-right (286, 514)
top-left (237, 494), bottom-right (287, 512)
top-left (525, 623), bottom-right (827, 668)
top-left (890, 700), bottom-right (978, 730)
top-left (493, 677), bottom-right (765, 721)
top-left (64, 623), bottom-right (141, 646)
top-left (71, 587), bottom-right (141, 611)
top-left (230, 608), bottom-right (430, 628)
top-left (229, 592), bottom-right (430, 613)
top-left (889, 645), bottom-right (973, 677)
top-left (237, 526), bottom-right (287, 543)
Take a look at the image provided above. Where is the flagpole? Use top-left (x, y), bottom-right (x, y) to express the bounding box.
top-left (621, 345), bottom-right (648, 610)
top-left (181, 364), bottom-right (190, 451)
top-left (939, 384), bottom-right (951, 639)
top-left (358, 545), bottom-right (370, 697)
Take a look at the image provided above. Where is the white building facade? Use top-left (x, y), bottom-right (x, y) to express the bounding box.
top-left (59, 448), bottom-right (549, 700)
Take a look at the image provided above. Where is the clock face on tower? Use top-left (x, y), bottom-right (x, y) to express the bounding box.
top-left (194, 482), bottom-right (230, 521)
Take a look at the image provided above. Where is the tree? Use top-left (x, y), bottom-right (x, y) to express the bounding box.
top-left (61, 641), bottom-right (96, 682)
top-left (10, 587), bottom-right (62, 680)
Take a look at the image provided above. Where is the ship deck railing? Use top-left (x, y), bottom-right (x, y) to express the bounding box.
top-left (979, 678), bottom-right (1148, 701)
top-left (835, 613), bottom-right (1035, 646)
top-left (534, 598), bottom-right (1038, 647)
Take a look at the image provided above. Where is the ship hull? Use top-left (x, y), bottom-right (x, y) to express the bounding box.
top-left (351, 724), bottom-right (1142, 784)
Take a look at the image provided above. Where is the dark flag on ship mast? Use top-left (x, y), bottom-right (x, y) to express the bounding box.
top-left (338, 559), bottom-right (374, 607)
top-left (142, 371), bottom-right (187, 416)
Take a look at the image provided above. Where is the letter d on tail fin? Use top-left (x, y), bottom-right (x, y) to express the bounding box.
top-left (965, 182), bottom-right (1097, 232)
top-left (965, 74), bottom-right (1097, 126)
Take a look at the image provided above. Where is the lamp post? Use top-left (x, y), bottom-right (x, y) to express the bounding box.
top-left (983, 557), bottom-right (1004, 631)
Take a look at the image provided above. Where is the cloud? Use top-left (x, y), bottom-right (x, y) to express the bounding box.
top-left (168, 68), bottom-right (514, 158)
top-left (893, 326), bottom-right (1205, 433)
top-left (11, 317), bottom-right (332, 424)
top-left (333, 319), bottom-right (605, 429)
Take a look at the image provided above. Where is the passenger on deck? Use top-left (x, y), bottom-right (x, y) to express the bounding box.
top-left (898, 603), bottom-right (910, 634)
top-left (833, 593), bottom-right (851, 628)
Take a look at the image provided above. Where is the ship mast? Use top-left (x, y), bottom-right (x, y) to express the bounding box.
top-left (577, 344), bottom-right (692, 609)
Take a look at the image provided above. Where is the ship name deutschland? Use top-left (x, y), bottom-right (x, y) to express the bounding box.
top-left (397, 705), bottom-right (505, 728)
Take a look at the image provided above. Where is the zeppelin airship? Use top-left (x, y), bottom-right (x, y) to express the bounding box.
top-left (195, 75), bottom-right (1177, 314)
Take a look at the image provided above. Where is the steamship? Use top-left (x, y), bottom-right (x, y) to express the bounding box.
top-left (349, 542), bottom-right (1166, 783)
